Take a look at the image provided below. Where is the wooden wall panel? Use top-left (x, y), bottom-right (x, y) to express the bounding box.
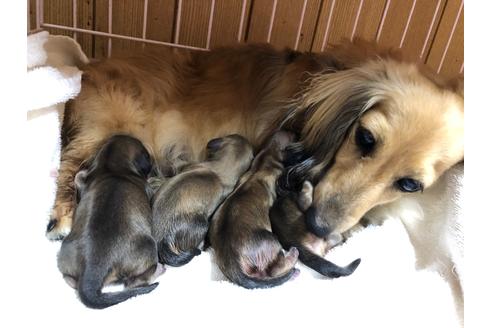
top-left (208, 0), bottom-right (252, 48)
top-left (322, 0), bottom-right (363, 47)
top-left (309, 0), bottom-right (333, 52)
top-left (32, 0), bottom-right (464, 77)
top-left (426, 0), bottom-right (464, 77)
top-left (246, 0), bottom-right (276, 44)
top-left (28, 0), bottom-right (37, 31)
top-left (268, 0), bottom-right (321, 50)
top-left (111, 0), bottom-right (146, 57)
top-left (295, 0), bottom-right (322, 51)
top-left (144, 0), bottom-right (176, 51)
top-left (376, 0), bottom-right (415, 48)
top-left (351, 0), bottom-right (386, 42)
top-left (75, 0), bottom-right (94, 57)
top-left (93, 0), bottom-right (109, 58)
top-left (177, 0), bottom-right (214, 48)
top-left (43, 0), bottom-right (73, 37)
top-left (398, 0), bottom-right (445, 62)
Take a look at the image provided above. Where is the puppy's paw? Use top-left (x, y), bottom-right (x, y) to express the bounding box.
top-left (297, 181), bottom-right (313, 211)
top-left (46, 203), bottom-right (73, 241)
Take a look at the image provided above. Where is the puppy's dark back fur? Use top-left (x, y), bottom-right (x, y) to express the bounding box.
top-left (58, 135), bottom-right (159, 309)
top-left (209, 131), bottom-right (298, 288)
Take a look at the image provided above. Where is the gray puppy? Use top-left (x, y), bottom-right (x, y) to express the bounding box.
top-left (152, 134), bottom-right (253, 267)
top-left (208, 131), bottom-right (300, 289)
top-left (57, 135), bottom-right (164, 309)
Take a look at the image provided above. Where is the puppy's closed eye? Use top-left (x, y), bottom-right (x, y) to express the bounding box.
top-left (206, 137), bottom-right (224, 151)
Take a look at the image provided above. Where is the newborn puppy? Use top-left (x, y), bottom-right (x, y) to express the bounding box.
top-left (208, 131), bottom-right (299, 289)
top-left (57, 135), bottom-right (164, 309)
top-left (152, 134), bottom-right (253, 266)
top-left (270, 181), bottom-right (361, 278)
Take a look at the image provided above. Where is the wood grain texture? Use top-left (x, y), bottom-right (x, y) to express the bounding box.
top-left (376, 0), bottom-right (415, 48)
top-left (352, 0), bottom-right (386, 41)
top-left (245, 0), bottom-right (276, 43)
top-left (267, 0), bottom-right (321, 50)
top-left (310, 0), bottom-right (335, 51)
top-left (400, 0), bottom-right (445, 62)
top-left (75, 0), bottom-right (93, 57)
top-left (177, 0), bottom-right (213, 48)
top-left (32, 0), bottom-right (462, 76)
top-left (296, 0), bottom-right (322, 51)
top-left (209, 0), bottom-right (252, 48)
top-left (93, 0), bottom-right (109, 58)
top-left (323, 0), bottom-right (361, 47)
top-left (435, 4), bottom-right (463, 77)
top-left (111, 0), bottom-right (146, 57)
top-left (144, 0), bottom-right (176, 51)
top-left (29, 0), bottom-right (37, 31)
top-left (43, 0), bottom-right (73, 37)
top-left (426, 0), bottom-right (464, 77)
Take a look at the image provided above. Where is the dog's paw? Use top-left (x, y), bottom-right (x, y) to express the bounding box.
top-left (46, 204), bottom-right (73, 241)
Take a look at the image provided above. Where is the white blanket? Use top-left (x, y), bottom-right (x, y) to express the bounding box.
top-left (25, 31), bottom-right (463, 328)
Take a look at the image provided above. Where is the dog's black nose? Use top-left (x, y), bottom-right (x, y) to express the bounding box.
top-left (305, 207), bottom-right (331, 238)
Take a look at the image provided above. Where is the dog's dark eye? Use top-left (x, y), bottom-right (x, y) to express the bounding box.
top-left (355, 127), bottom-right (376, 156)
top-left (395, 178), bottom-right (423, 193)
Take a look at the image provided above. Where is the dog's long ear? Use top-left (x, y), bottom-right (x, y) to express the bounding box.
top-left (282, 64), bottom-right (387, 179)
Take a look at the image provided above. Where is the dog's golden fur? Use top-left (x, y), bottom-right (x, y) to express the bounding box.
top-left (48, 41), bottom-right (464, 241)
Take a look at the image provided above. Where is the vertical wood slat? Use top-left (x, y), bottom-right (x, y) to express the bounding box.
top-left (94, 0), bottom-right (109, 58)
top-left (144, 0), bottom-right (175, 52)
top-left (376, 0), bottom-right (416, 47)
top-left (399, 0), bottom-right (445, 62)
top-left (29, 0), bottom-right (37, 31)
top-left (111, 0), bottom-right (145, 57)
top-left (247, 0), bottom-right (322, 50)
top-left (352, 0), bottom-right (386, 42)
top-left (177, 0), bottom-right (213, 48)
top-left (43, 0), bottom-right (73, 37)
top-left (208, 0), bottom-right (253, 48)
top-left (426, 0), bottom-right (464, 77)
top-left (75, 0), bottom-right (93, 57)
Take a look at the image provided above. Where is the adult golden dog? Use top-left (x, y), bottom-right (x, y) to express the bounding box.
top-left (47, 42), bottom-right (464, 243)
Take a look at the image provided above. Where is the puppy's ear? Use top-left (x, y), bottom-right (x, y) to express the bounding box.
top-left (74, 170), bottom-right (88, 202)
top-left (133, 150), bottom-right (152, 177)
top-left (270, 130), bottom-right (296, 151)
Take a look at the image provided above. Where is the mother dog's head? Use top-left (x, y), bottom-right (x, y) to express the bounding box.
top-left (282, 58), bottom-right (464, 238)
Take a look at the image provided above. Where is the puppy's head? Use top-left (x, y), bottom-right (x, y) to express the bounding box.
top-left (284, 59), bottom-right (464, 237)
top-left (206, 134), bottom-right (254, 173)
top-left (91, 134), bottom-right (153, 178)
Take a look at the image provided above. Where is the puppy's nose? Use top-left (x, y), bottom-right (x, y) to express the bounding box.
top-left (305, 207), bottom-right (331, 238)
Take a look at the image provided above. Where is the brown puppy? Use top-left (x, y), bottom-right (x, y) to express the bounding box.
top-left (151, 134), bottom-right (253, 267)
top-left (209, 131), bottom-right (300, 289)
top-left (270, 181), bottom-right (361, 278)
top-left (57, 135), bottom-right (164, 309)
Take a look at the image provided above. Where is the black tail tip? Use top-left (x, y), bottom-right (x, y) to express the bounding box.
top-left (346, 258), bottom-right (361, 274)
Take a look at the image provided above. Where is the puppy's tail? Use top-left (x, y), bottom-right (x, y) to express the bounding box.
top-left (158, 240), bottom-right (201, 267)
top-left (78, 264), bottom-right (158, 309)
top-left (297, 246), bottom-right (361, 278)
